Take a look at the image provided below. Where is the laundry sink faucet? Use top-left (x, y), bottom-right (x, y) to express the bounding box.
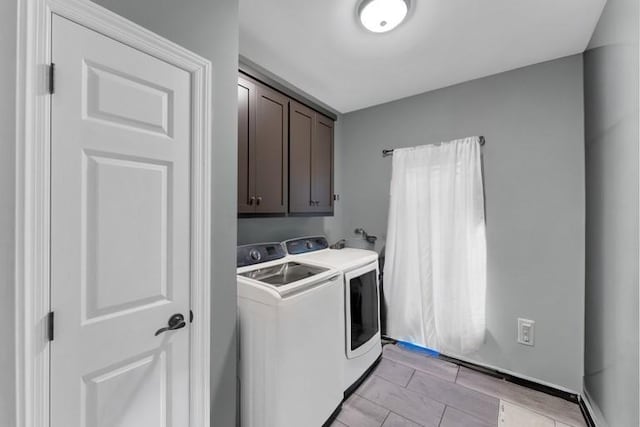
top-left (354, 228), bottom-right (377, 244)
top-left (354, 227), bottom-right (368, 239)
top-left (330, 239), bottom-right (346, 249)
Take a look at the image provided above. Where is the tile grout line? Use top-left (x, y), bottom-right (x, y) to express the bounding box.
top-left (437, 405), bottom-right (447, 427)
top-left (356, 378), bottom-right (440, 427)
top-left (378, 356), bottom-right (417, 387)
top-left (340, 392), bottom-right (390, 427)
top-left (358, 378), bottom-right (576, 427)
top-left (385, 347), bottom-right (459, 370)
top-left (383, 347), bottom-right (586, 427)
top-left (382, 355), bottom-right (458, 383)
top-left (410, 364), bottom-right (500, 403)
top-left (500, 400), bottom-right (576, 427)
top-left (393, 347), bottom-right (578, 419)
top-left (375, 372), bottom-right (496, 426)
top-left (447, 365), bottom-right (582, 424)
top-left (398, 367), bottom-right (502, 425)
top-left (441, 403), bottom-right (498, 427)
top-left (380, 410), bottom-right (391, 427)
top-left (389, 352), bottom-right (576, 425)
top-left (353, 388), bottom-right (396, 415)
top-left (456, 367), bottom-right (586, 423)
top-left (498, 399), bottom-right (585, 427)
top-left (457, 377), bottom-right (585, 427)
top-left (404, 368), bottom-right (417, 388)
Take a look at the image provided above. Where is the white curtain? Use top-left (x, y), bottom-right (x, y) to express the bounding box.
top-left (384, 137), bottom-right (487, 356)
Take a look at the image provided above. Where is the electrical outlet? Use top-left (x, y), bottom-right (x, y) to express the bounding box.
top-left (517, 318), bottom-right (535, 346)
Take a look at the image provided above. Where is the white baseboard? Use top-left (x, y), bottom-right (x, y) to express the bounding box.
top-left (582, 388), bottom-right (608, 427)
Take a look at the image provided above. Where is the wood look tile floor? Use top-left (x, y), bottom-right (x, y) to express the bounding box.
top-left (332, 344), bottom-right (587, 427)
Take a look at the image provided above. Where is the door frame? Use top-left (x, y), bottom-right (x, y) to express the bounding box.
top-left (15, 1), bottom-right (213, 426)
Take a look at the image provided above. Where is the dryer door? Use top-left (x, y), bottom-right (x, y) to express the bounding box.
top-left (345, 261), bottom-right (381, 359)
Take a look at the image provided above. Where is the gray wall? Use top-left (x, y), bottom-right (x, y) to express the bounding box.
top-left (341, 56), bottom-right (586, 391)
top-left (238, 217), bottom-right (327, 245)
top-left (90, 0), bottom-right (239, 425)
top-left (583, 0), bottom-right (639, 424)
top-left (0, 0), bottom-right (16, 424)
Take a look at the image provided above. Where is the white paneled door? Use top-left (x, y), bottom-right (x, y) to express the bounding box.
top-left (50, 14), bottom-right (192, 427)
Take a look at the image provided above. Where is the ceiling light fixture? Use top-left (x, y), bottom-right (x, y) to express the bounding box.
top-left (358, 0), bottom-right (409, 34)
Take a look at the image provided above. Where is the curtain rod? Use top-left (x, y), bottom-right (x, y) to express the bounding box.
top-left (382, 136), bottom-right (485, 157)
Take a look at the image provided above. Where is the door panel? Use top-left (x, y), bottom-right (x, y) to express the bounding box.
top-left (83, 350), bottom-right (168, 427)
top-left (51, 15), bottom-right (190, 427)
top-left (238, 76), bottom-right (256, 213)
top-left (84, 61), bottom-right (173, 136)
top-left (289, 101), bottom-right (313, 213)
top-left (254, 86), bottom-right (288, 213)
top-left (312, 114), bottom-right (334, 213)
top-left (83, 153), bottom-right (171, 321)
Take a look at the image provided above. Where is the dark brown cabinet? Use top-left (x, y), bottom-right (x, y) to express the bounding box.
top-left (238, 74), bottom-right (333, 217)
top-left (311, 114), bottom-right (334, 213)
top-left (289, 101), bottom-right (333, 214)
top-left (237, 76), bottom-right (288, 215)
top-left (237, 76), bottom-right (255, 214)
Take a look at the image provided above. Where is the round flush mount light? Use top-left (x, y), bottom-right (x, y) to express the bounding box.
top-left (358, 0), bottom-right (409, 33)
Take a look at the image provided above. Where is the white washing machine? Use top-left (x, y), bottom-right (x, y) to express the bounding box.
top-left (283, 236), bottom-right (382, 395)
top-left (237, 242), bottom-right (344, 427)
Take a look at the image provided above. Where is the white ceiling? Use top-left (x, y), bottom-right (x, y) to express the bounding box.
top-left (240, 0), bottom-right (606, 113)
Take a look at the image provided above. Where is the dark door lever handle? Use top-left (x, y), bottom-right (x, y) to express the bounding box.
top-left (154, 313), bottom-right (186, 336)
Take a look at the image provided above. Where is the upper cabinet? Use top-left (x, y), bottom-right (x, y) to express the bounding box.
top-left (311, 114), bottom-right (334, 213)
top-left (237, 76), bottom-right (288, 215)
top-left (237, 76), bottom-right (256, 214)
top-left (289, 101), bottom-right (333, 214)
top-left (238, 74), bottom-right (334, 217)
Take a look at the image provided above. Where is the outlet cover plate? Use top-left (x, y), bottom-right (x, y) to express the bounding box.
top-left (517, 318), bottom-right (535, 346)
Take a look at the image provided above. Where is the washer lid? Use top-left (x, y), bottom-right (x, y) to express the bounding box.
top-left (294, 248), bottom-right (378, 270)
top-left (238, 259), bottom-right (340, 298)
top-left (239, 262), bottom-right (329, 287)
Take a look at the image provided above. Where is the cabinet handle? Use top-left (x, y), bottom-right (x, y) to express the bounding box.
top-left (256, 196), bottom-right (262, 206)
top-left (249, 196), bottom-right (255, 205)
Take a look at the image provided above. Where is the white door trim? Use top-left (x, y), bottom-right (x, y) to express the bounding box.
top-left (15, 1), bottom-right (213, 426)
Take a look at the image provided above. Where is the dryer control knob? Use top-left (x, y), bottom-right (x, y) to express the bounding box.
top-left (305, 241), bottom-right (313, 249)
top-left (249, 249), bottom-right (262, 262)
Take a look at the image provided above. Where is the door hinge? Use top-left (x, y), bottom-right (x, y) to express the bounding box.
top-left (47, 311), bottom-right (54, 341)
top-left (48, 63), bottom-right (55, 95)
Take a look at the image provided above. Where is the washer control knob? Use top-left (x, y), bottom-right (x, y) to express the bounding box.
top-left (305, 241), bottom-right (313, 249)
top-left (249, 249), bottom-right (262, 262)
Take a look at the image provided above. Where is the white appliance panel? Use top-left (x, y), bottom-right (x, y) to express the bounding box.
top-left (237, 260), bottom-right (343, 427)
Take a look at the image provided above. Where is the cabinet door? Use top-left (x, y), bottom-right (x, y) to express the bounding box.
top-left (237, 76), bottom-right (256, 213)
top-left (254, 85), bottom-right (288, 214)
top-left (289, 101), bottom-right (314, 213)
top-left (311, 114), bottom-right (334, 213)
